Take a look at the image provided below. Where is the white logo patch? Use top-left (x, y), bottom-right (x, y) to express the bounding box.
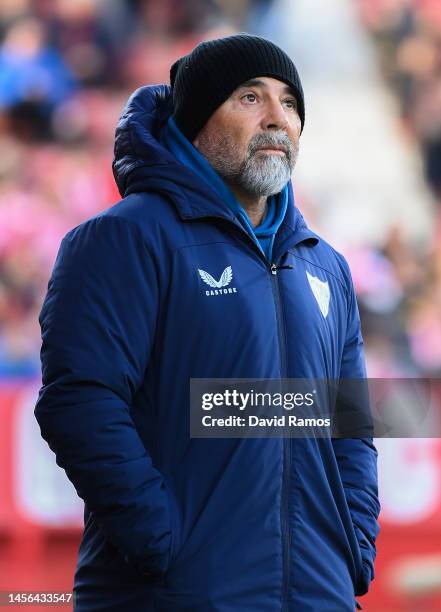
top-left (306, 271), bottom-right (330, 317)
top-left (198, 265), bottom-right (238, 297)
top-left (198, 266), bottom-right (233, 288)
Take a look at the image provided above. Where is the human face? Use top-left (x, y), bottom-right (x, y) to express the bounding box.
top-left (193, 77), bottom-right (301, 197)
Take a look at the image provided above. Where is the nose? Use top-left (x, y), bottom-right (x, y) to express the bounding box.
top-left (261, 97), bottom-right (289, 131)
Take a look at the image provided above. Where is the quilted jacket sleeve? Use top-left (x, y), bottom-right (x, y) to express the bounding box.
top-left (35, 215), bottom-right (173, 577)
top-left (332, 253), bottom-right (381, 596)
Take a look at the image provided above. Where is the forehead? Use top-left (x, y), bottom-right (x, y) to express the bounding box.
top-left (234, 76), bottom-right (295, 96)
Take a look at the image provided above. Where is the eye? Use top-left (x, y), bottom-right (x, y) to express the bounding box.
top-left (241, 92), bottom-right (257, 104)
top-left (283, 98), bottom-right (298, 111)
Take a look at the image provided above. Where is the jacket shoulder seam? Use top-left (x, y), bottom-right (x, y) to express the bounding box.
top-left (68, 214), bottom-right (155, 258)
top-left (171, 240), bottom-right (237, 256)
top-left (290, 252), bottom-right (349, 296)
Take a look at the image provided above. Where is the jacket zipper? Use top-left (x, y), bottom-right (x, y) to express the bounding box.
top-left (213, 218), bottom-right (294, 609)
top-left (270, 262), bottom-right (292, 611)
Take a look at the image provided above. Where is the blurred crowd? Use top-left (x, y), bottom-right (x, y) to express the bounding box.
top-left (358, 0), bottom-right (441, 199)
top-left (1, 0), bottom-right (441, 378)
top-left (354, 0), bottom-right (441, 376)
top-left (0, 0), bottom-right (274, 376)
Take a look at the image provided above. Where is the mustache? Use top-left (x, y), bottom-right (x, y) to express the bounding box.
top-left (247, 131), bottom-right (295, 162)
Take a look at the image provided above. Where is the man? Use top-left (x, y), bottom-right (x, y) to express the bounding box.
top-left (35, 34), bottom-right (380, 611)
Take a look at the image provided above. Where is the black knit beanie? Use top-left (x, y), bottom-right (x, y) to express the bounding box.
top-left (170, 33), bottom-right (305, 142)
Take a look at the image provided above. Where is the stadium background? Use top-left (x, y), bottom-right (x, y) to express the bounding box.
top-left (0, 0), bottom-right (441, 610)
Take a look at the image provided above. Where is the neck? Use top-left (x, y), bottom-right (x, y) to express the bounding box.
top-left (226, 182), bottom-right (268, 227)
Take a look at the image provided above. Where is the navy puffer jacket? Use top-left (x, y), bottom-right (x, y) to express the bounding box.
top-left (35, 85), bottom-right (380, 611)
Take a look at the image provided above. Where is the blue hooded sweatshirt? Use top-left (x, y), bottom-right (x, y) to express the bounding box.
top-left (35, 85), bottom-right (380, 612)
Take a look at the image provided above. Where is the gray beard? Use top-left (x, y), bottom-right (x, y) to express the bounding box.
top-left (198, 130), bottom-right (298, 197)
top-left (238, 149), bottom-right (294, 196)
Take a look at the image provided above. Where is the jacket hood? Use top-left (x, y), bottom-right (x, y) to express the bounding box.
top-left (113, 84), bottom-right (231, 219)
top-left (112, 85), bottom-right (318, 245)
top-left (113, 85), bottom-right (181, 198)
